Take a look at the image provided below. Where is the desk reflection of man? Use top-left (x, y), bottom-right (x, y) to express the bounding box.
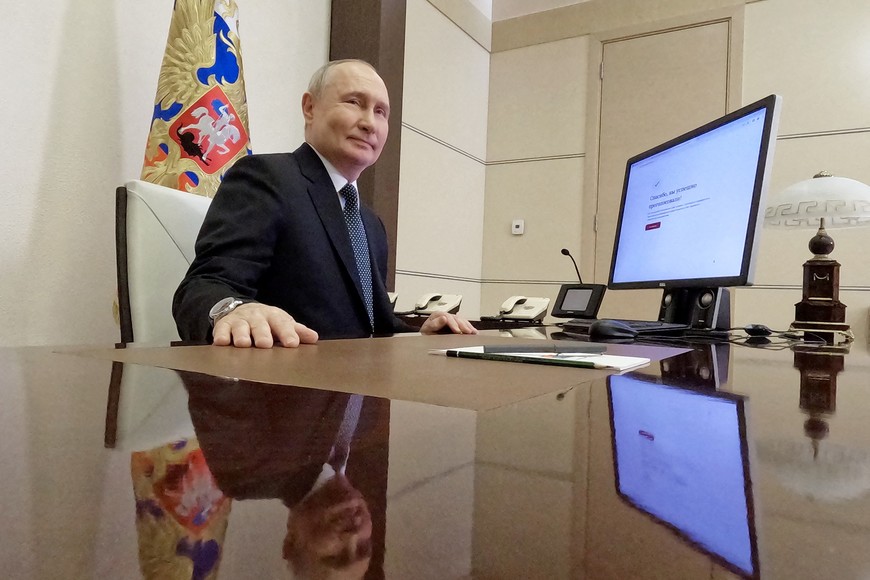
top-left (284, 469), bottom-right (373, 579)
top-left (132, 372), bottom-right (389, 580)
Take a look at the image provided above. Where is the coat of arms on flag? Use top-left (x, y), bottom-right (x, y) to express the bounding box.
top-left (142, 0), bottom-right (251, 197)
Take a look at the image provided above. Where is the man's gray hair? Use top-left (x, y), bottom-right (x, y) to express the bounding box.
top-left (307, 59), bottom-right (379, 98)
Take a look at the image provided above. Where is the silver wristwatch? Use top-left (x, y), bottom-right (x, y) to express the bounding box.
top-left (209, 297), bottom-right (245, 326)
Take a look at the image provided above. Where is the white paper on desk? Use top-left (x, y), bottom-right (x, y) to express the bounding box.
top-left (429, 346), bottom-right (651, 372)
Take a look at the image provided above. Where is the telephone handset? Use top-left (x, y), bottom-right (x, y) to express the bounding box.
top-left (414, 293), bottom-right (463, 315)
top-left (499, 295), bottom-right (550, 321)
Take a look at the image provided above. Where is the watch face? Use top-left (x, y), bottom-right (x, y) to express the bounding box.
top-left (210, 297), bottom-right (239, 320)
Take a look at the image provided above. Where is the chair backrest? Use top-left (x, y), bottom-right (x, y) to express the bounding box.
top-left (115, 180), bottom-right (212, 343)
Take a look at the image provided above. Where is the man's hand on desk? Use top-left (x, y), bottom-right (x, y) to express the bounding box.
top-left (419, 311), bottom-right (479, 335)
top-left (213, 303), bottom-right (319, 349)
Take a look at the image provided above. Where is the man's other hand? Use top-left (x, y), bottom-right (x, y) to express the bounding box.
top-left (419, 311), bottom-right (478, 335)
top-left (213, 303), bottom-right (319, 348)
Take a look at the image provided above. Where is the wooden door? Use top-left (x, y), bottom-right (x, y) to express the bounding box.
top-left (588, 18), bottom-right (735, 319)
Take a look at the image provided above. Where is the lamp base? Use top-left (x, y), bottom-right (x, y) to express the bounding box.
top-left (793, 255), bottom-right (849, 344)
top-left (790, 319), bottom-right (852, 345)
top-left (794, 299), bottom-right (847, 324)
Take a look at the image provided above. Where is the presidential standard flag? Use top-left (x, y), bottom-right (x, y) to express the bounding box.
top-left (142, 0), bottom-right (251, 197)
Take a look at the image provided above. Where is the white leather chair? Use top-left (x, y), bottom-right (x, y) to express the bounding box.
top-left (115, 180), bottom-right (212, 343)
top-left (108, 180), bottom-right (210, 449)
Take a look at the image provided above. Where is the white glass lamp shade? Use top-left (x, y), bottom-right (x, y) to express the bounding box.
top-left (765, 174), bottom-right (870, 229)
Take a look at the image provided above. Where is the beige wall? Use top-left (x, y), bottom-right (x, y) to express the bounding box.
top-left (483, 0), bottom-right (870, 339)
top-left (395, 0), bottom-right (491, 317)
top-left (738, 0), bottom-right (870, 340)
top-left (483, 36), bottom-right (589, 319)
top-left (1, 1), bottom-right (330, 348)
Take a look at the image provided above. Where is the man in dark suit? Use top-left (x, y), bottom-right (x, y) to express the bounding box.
top-left (173, 59), bottom-right (477, 347)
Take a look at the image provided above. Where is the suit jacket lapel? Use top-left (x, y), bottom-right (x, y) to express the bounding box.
top-left (295, 144), bottom-right (366, 304)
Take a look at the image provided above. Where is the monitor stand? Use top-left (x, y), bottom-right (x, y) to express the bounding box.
top-left (658, 287), bottom-right (731, 331)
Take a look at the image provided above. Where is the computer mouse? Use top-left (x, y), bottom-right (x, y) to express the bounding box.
top-left (588, 319), bottom-right (639, 341)
top-left (744, 324), bottom-right (773, 337)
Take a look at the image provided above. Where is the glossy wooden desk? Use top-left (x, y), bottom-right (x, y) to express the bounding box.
top-left (2, 332), bottom-right (869, 579)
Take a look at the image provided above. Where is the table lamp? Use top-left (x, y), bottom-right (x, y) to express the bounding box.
top-left (764, 171), bottom-right (870, 342)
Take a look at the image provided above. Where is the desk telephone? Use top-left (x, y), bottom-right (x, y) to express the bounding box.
top-left (498, 296), bottom-right (550, 321)
top-left (414, 293), bottom-right (462, 315)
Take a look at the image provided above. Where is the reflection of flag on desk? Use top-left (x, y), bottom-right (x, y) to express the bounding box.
top-left (141, 0), bottom-right (251, 197)
top-left (131, 439), bottom-right (231, 579)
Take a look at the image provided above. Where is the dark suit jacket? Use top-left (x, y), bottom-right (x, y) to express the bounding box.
top-left (173, 143), bottom-right (412, 341)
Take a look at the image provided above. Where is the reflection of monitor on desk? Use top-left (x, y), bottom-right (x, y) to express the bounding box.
top-left (607, 374), bottom-right (758, 578)
top-left (660, 343), bottom-right (730, 390)
top-left (608, 95), bottom-right (781, 331)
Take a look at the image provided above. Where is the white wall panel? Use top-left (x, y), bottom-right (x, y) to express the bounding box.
top-left (488, 36), bottom-right (588, 161)
top-left (404, 0), bottom-right (490, 159)
top-left (744, 0), bottom-right (870, 135)
top-left (396, 129), bottom-right (486, 280)
top-left (742, 0), bottom-right (870, 337)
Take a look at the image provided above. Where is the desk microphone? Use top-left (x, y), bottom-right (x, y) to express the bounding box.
top-left (560, 248), bottom-right (583, 283)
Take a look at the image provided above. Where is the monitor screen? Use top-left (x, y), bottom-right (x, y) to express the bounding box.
top-left (609, 95), bottom-right (781, 289)
top-left (608, 374), bottom-right (758, 578)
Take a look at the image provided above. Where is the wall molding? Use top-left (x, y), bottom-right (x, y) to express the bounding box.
top-left (397, 269), bottom-right (576, 285)
top-left (404, 122), bottom-right (585, 166)
top-left (745, 284), bottom-right (870, 292)
top-left (425, 0), bottom-right (491, 51)
top-left (487, 153), bottom-right (585, 166)
top-left (402, 123), bottom-right (486, 164)
top-left (778, 126), bottom-right (870, 141)
top-left (492, 0), bottom-right (750, 52)
top-left (397, 270), bottom-right (870, 292)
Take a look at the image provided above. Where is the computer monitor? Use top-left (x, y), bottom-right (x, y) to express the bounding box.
top-left (608, 95), bottom-right (782, 329)
top-left (608, 374), bottom-right (759, 578)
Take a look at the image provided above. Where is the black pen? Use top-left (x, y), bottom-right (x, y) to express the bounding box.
top-left (441, 349), bottom-right (608, 368)
top-left (482, 343), bottom-right (606, 354)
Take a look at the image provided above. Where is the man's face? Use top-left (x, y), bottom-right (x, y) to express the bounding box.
top-left (283, 475), bottom-right (373, 579)
top-left (303, 62), bottom-right (390, 182)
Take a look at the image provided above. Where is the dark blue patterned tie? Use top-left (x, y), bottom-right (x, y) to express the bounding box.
top-left (340, 183), bottom-right (374, 330)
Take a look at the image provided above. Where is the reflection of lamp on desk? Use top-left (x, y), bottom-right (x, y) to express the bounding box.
top-left (793, 349), bottom-right (844, 457)
top-left (764, 171), bottom-right (870, 343)
top-left (757, 436), bottom-right (870, 503)
top-left (757, 348), bottom-right (870, 503)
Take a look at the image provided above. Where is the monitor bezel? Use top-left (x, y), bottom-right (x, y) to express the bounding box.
top-left (607, 94), bottom-right (782, 290)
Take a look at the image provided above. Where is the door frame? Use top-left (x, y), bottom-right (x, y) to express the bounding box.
top-left (580, 6), bottom-right (745, 284)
